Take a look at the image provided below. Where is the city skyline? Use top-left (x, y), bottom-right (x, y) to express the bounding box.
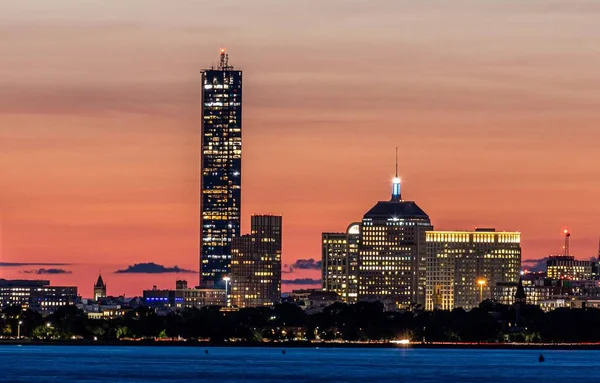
top-left (2, 1), bottom-right (600, 297)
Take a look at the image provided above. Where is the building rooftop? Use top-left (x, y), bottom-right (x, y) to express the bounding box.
top-left (95, 274), bottom-right (105, 288)
top-left (363, 200), bottom-right (430, 220)
top-left (0, 279), bottom-right (50, 287)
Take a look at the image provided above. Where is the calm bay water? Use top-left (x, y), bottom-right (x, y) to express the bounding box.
top-left (1, 345), bottom-right (599, 382)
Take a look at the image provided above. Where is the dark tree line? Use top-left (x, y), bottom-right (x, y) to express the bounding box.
top-left (4, 300), bottom-right (600, 343)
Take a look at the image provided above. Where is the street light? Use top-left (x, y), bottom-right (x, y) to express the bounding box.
top-left (18, 321), bottom-right (22, 339)
top-left (223, 276), bottom-right (230, 308)
top-left (477, 279), bottom-right (486, 303)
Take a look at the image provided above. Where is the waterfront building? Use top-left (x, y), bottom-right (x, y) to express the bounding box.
top-left (288, 289), bottom-right (341, 314)
top-left (0, 279), bottom-right (78, 313)
top-left (200, 49), bottom-right (243, 288)
top-left (539, 297), bottom-right (600, 312)
top-left (182, 287), bottom-right (227, 308)
top-left (357, 174), bottom-right (433, 310)
top-left (494, 271), bottom-right (600, 307)
top-left (425, 228), bottom-right (521, 310)
top-left (143, 286), bottom-right (184, 309)
top-left (493, 282), bottom-right (553, 306)
top-left (321, 223), bottom-right (360, 303)
top-left (93, 274), bottom-right (107, 301)
top-left (143, 281), bottom-right (226, 310)
top-left (230, 215), bottom-right (282, 308)
top-left (77, 296), bottom-right (137, 320)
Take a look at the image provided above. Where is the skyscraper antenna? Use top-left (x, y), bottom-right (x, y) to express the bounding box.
top-left (563, 229), bottom-right (570, 256)
top-left (219, 48), bottom-right (231, 70)
top-left (391, 147), bottom-right (401, 201)
top-left (395, 147), bottom-right (398, 177)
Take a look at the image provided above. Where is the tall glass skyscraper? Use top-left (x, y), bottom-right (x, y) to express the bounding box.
top-left (200, 49), bottom-right (242, 288)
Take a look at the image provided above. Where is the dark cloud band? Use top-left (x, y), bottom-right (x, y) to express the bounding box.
top-left (115, 262), bottom-right (195, 274)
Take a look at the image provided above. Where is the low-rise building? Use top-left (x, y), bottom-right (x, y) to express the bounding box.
top-left (289, 289), bottom-right (340, 313)
top-left (540, 297), bottom-right (600, 312)
top-left (77, 297), bottom-right (131, 320)
top-left (142, 281), bottom-right (226, 310)
top-left (492, 282), bottom-right (553, 306)
top-left (0, 279), bottom-right (78, 313)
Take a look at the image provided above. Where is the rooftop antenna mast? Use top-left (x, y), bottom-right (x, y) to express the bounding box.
top-left (391, 147), bottom-right (401, 201)
top-left (563, 229), bottom-right (571, 256)
top-left (219, 48), bottom-right (230, 70)
top-left (395, 147), bottom-right (398, 178)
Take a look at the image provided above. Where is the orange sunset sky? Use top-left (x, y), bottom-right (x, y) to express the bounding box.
top-left (1, 1), bottom-right (600, 297)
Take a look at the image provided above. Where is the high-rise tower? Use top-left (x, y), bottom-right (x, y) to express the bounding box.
top-left (200, 49), bottom-right (243, 288)
top-left (230, 215), bottom-right (282, 308)
top-left (357, 153), bottom-right (433, 310)
top-left (322, 223), bottom-right (360, 303)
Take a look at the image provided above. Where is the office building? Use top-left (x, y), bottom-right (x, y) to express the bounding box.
top-left (93, 274), bottom-right (106, 301)
top-left (230, 215), bottom-right (282, 308)
top-left (322, 223), bottom-right (360, 303)
top-left (200, 49), bottom-right (243, 288)
top-left (425, 229), bottom-right (521, 310)
top-left (143, 281), bottom-right (226, 310)
top-left (0, 279), bottom-right (78, 313)
top-left (357, 174), bottom-right (433, 310)
top-left (544, 230), bottom-right (592, 280)
top-left (493, 282), bottom-right (552, 306)
top-left (546, 256), bottom-right (592, 280)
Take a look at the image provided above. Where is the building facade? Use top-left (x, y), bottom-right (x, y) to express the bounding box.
top-left (0, 279), bottom-right (78, 313)
top-left (200, 49), bottom-right (243, 288)
top-left (143, 281), bottom-right (226, 310)
top-left (425, 229), bottom-right (521, 310)
top-left (288, 289), bottom-right (341, 314)
top-left (492, 282), bottom-right (553, 306)
top-left (321, 223), bottom-right (360, 303)
top-left (546, 255), bottom-right (592, 280)
top-left (230, 215), bottom-right (282, 308)
top-left (357, 177), bottom-right (433, 310)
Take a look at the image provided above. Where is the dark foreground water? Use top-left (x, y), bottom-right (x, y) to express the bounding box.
top-left (1, 345), bottom-right (600, 383)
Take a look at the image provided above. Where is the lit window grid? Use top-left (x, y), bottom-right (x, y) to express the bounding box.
top-left (358, 219), bottom-right (432, 309)
top-left (322, 231), bottom-right (359, 303)
top-left (200, 68), bottom-right (243, 286)
top-left (230, 216), bottom-right (282, 308)
top-left (425, 231), bottom-right (521, 311)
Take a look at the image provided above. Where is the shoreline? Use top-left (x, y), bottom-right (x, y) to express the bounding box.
top-left (3, 339), bottom-right (600, 350)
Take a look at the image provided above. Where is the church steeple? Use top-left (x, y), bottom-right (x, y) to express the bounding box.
top-left (95, 274), bottom-right (105, 288)
top-left (94, 273), bottom-right (107, 301)
top-left (515, 277), bottom-right (526, 305)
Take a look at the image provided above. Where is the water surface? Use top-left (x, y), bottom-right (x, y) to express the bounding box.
top-left (1, 346), bottom-right (598, 382)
